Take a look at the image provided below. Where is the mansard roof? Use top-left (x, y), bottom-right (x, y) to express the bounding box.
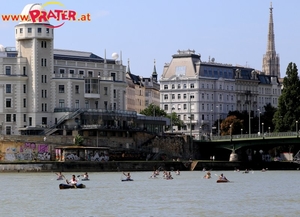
top-left (53, 49), bottom-right (115, 64)
top-left (257, 74), bottom-right (279, 85)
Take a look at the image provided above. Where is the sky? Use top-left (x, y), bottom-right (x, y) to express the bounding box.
top-left (1, 0), bottom-right (300, 78)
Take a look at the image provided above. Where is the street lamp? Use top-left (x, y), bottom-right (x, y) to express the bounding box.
top-left (210, 109), bottom-right (213, 138)
top-left (268, 127), bottom-right (271, 135)
top-left (296, 120), bottom-right (298, 138)
top-left (258, 109), bottom-right (261, 134)
top-left (230, 124), bottom-right (232, 142)
top-left (199, 126), bottom-right (202, 140)
top-left (241, 128), bottom-right (243, 137)
top-left (216, 105), bottom-right (220, 136)
top-left (262, 123), bottom-right (264, 139)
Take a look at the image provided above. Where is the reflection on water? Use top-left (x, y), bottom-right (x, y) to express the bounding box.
top-left (1, 170), bottom-right (300, 217)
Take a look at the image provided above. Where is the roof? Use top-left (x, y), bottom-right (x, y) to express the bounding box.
top-left (53, 49), bottom-right (115, 63)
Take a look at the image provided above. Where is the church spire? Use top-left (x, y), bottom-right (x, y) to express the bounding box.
top-left (267, 2), bottom-right (275, 54)
top-left (262, 2), bottom-right (280, 78)
top-left (152, 59), bottom-right (157, 75)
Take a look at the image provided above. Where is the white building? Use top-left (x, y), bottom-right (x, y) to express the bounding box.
top-left (0, 3), bottom-right (128, 135)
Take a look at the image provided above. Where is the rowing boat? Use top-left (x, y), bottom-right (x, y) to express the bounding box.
top-left (59, 183), bottom-right (86, 189)
top-left (217, 179), bottom-right (229, 183)
top-left (81, 178), bottom-right (89, 181)
top-left (122, 179), bottom-right (134, 181)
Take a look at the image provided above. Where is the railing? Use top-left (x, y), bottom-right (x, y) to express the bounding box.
top-left (210, 132), bottom-right (298, 141)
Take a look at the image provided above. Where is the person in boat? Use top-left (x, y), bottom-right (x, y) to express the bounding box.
top-left (244, 169), bottom-right (249, 173)
top-left (82, 172), bottom-right (89, 179)
top-left (67, 175), bottom-right (78, 186)
top-left (55, 172), bottom-right (64, 180)
top-left (166, 171), bottom-right (173, 180)
top-left (123, 172), bottom-right (131, 180)
top-left (175, 170), bottom-right (180, 175)
top-left (203, 171), bottom-right (211, 179)
top-left (219, 173), bottom-right (228, 181)
top-left (150, 171), bottom-right (157, 178)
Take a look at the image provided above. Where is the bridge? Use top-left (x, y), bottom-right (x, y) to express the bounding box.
top-left (193, 132), bottom-right (300, 161)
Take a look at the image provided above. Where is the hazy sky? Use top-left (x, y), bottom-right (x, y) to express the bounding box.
top-left (1, 0), bottom-right (300, 78)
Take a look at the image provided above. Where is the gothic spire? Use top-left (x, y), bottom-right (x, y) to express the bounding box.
top-left (152, 59), bottom-right (157, 75)
top-left (262, 2), bottom-right (280, 78)
top-left (267, 2), bottom-right (275, 54)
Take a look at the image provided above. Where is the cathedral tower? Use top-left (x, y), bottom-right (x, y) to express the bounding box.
top-left (262, 2), bottom-right (280, 78)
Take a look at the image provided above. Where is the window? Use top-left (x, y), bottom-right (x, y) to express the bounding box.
top-left (113, 89), bottom-right (116, 98)
top-left (20, 28), bottom-right (23, 33)
top-left (6, 126), bottom-right (11, 135)
top-left (183, 84), bottom-right (187, 89)
top-left (23, 98), bottom-right (26, 108)
top-left (190, 83), bottom-right (194, 88)
top-left (177, 84), bottom-right (181, 89)
top-left (111, 73), bottom-right (116, 81)
top-left (23, 66), bottom-right (26, 75)
top-left (28, 28), bottom-right (32, 33)
top-left (69, 70), bottom-right (74, 74)
top-left (45, 90), bottom-right (47, 98)
top-left (178, 94), bottom-right (181, 99)
top-left (104, 101), bottom-right (108, 110)
top-left (85, 100), bottom-right (89, 109)
top-left (79, 70), bottom-right (84, 75)
top-left (23, 85), bottom-right (26, 93)
top-left (164, 94), bottom-right (168, 100)
top-left (75, 85), bottom-right (79, 94)
top-left (104, 87), bottom-right (108, 95)
top-left (59, 85), bottom-right (65, 93)
top-left (46, 28), bottom-right (49, 33)
top-left (183, 94), bottom-right (187, 99)
top-left (171, 84), bottom-right (175, 89)
top-left (5, 66), bottom-right (11, 75)
top-left (207, 94), bottom-right (209, 100)
top-left (44, 103), bottom-right (47, 111)
top-left (44, 75), bottom-right (47, 83)
top-left (172, 94), bottom-right (175, 100)
top-left (6, 84), bottom-right (11, 93)
top-left (202, 93), bottom-right (204, 99)
top-left (75, 100), bottom-right (79, 109)
top-left (44, 59), bottom-right (47, 66)
top-left (164, 105), bottom-right (168, 110)
top-left (6, 98), bottom-right (11, 108)
top-left (6, 114), bottom-right (11, 122)
top-left (88, 71), bottom-right (93, 77)
top-left (59, 99), bottom-right (65, 108)
top-left (183, 104), bottom-right (187, 110)
top-left (164, 85), bottom-right (168, 90)
top-left (37, 28), bottom-right (42, 33)
top-left (23, 114), bottom-right (26, 122)
top-left (113, 103), bottom-right (116, 110)
top-left (60, 69), bottom-right (65, 74)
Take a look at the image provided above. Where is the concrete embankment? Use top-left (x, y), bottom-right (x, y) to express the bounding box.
top-left (0, 161), bottom-right (191, 172)
top-left (0, 160), bottom-right (299, 172)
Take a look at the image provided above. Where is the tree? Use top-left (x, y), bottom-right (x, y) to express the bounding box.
top-left (274, 62), bottom-right (300, 132)
top-left (167, 112), bottom-right (184, 129)
top-left (140, 103), bottom-right (167, 117)
top-left (221, 115), bottom-right (243, 135)
top-left (74, 134), bottom-right (84, 146)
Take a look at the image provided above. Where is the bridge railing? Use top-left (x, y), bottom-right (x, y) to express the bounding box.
top-left (211, 132), bottom-right (298, 141)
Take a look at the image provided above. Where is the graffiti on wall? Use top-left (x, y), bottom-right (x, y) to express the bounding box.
top-left (4, 142), bottom-right (50, 161)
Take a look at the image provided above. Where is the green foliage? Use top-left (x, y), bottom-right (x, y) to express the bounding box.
top-left (74, 134), bottom-right (84, 146)
top-left (140, 103), bottom-right (167, 117)
top-left (221, 115), bottom-right (243, 135)
top-left (167, 112), bottom-right (185, 128)
top-left (274, 62), bottom-right (300, 132)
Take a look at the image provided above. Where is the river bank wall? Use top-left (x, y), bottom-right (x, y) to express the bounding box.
top-left (0, 160), bottom-right (298, 172)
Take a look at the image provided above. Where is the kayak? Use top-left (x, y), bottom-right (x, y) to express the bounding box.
top-left (122, 179), bottom-right (134, 181)
top-left (217, 179), bottom-right (229, 183)
top-left (81, 178), bottom-right (89, 181)
top-left (57, 177), bottom-right (63, 180)
top-left (59, 183), bottom-right (86, 189)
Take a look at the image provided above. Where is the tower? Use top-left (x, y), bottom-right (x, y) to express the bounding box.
top-left (15, 3), bottom-right (54, 127)
top-left (262, 2), bottom-right (280, 78)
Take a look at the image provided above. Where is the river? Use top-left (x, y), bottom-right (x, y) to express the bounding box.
top-left (1, 170), bottom-right (299, 217)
